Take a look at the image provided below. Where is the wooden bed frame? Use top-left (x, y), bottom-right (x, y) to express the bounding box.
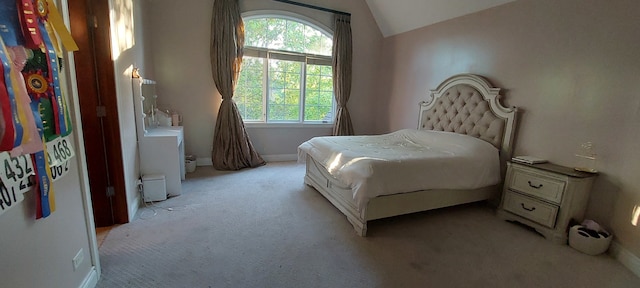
top-left (304, 74), bottom-right (518, 236)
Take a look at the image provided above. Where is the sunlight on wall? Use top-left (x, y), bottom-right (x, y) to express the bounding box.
top-left (124, 65), bottom-right (134, 79)
top-left (109, 0), bottom-right (135, 60)
top-left (632, 205), bottom-right (640, 226)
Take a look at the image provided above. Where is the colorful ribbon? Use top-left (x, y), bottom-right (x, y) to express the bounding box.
top-left (0, 36), bottom-right (24, 149)
top-left (30, 98), bottom-right (54, 218)
top-left (7, 45), bottom-right (43, 156)
top-left (0, 58), bottom-right (15, 151)
top-left (16, 0), bottom-right (44, 50)
top-left (39, 20), bottom-right (65, 136)
top-left (45, 0), bottom-right (78, 51)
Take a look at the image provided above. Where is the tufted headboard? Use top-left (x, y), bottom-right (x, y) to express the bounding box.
top-left (418, 74), bottom-right (517, 163)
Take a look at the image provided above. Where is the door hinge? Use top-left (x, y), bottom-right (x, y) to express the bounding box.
top-left (92, 15), bottom-right (98, 28)
top-left (106, 186), bottom-right (115, 197)
top-left (97, 106), bottom-right (106, 118)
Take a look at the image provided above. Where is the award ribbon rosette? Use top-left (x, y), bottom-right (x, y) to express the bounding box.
top-left (19, 0), bottom-right (77, 140)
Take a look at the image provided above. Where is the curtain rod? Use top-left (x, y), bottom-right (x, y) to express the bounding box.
top-left (273, 0), bottom-right (351, 16)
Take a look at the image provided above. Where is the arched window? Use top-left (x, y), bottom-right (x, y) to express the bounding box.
top-left (235, 14), bottom-right (334, 124)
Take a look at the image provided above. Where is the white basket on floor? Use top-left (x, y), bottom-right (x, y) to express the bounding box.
top-left (568, 225), bottom-right (612, 255)
top-left (185, 160), bottom-right (196, 173)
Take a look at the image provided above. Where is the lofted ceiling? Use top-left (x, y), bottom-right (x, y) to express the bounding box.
top-left (365, 0), bottom-right (516, 37)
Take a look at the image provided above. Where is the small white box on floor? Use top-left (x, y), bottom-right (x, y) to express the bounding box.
top-left (142, 174), bottom-right (166, 202)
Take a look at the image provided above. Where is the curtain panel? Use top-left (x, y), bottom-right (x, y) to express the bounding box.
top-left (210, 0), bottom-right (265, 170)
top-left (331, 14), bottom-right (354, 136)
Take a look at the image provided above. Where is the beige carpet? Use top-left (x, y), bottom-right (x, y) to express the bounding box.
top-left (96, 162), bottom-right (640, 288)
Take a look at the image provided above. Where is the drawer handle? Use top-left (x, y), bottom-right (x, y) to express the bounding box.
top-left (527, 181), bottom-right (543, 189)
top-left (521, 203), bottom-right (536, 212)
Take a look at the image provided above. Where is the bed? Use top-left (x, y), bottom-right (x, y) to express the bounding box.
top-left (298, 74), bottom-right (517, 236)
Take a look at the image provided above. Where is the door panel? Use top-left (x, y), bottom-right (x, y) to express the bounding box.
top-left (68, 0), bottom-right (128, 227)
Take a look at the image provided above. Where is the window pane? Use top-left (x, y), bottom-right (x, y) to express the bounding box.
top-left (266, 18), bottom-right (286, 50)
top-left (268, 59), bottom-right (301, 121)
top-left (305, 64), bottom-right (333, 121)
top-left (283, 20), bottom-right (304, 53)
top-left (304, 25), bottom-right (332, 56)
top-left (245, 17), bottom-right (332, 56)
top-left (306, 90), bottom-right (319, 105)
top-left (286, 72), bottom-right (300, 89)
top-left (236, 56), bottom-right (264, 121)
top-left (245, 18), bottom-right (267, 48)
top-left (242, 16), bottom-right (335, 124)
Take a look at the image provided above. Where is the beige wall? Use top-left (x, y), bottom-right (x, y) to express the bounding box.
top-left (109, 0), bottom-right (147, 220)
top-left (378, 0), bottom-right (640, 256)
top-left (144, 0), bottom-right (383, 161)
top-left (0, 162), bottom-right (96, 288)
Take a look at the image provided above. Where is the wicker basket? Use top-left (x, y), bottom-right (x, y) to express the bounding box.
top-left (568, 225), bottom-right (612, 255)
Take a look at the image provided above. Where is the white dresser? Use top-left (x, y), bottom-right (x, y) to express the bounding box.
top-left (497, 161), bottom-right (597, 244)
top-left (133, 78), bottom-right (185, 197)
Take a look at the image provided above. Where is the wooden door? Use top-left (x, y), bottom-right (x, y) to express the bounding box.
top-left (68, 0), bottom-right (128, 227)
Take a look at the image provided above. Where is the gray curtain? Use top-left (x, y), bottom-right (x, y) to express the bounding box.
top-left (210, 0), bottom-right (265, 170)
top-left (332, 14), bottom-right (354, 136)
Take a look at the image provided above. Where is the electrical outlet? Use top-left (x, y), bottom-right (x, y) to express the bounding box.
top-left (72, 248), bottom-right (84, 271)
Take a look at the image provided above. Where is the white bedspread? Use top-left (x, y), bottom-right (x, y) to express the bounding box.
top-left (298, 129), bottom-right (501, 210)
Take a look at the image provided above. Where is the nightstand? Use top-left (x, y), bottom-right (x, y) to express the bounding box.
top-left (497, 161), bottom-right (597, 244)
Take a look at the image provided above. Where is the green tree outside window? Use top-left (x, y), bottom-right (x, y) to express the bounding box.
top-left (236, 16), bottom-right (334, 123)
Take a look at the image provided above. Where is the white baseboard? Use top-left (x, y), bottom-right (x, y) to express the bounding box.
top-left (609, 241), bottom-right (640, 278)
top-left (262, 154), bottom-right (297, 162)
top-left (197, 154), bottom-right (297, 166)
top-left (196, 157), bottom-right (213, 166)
top-left (78, 266), bottom-right (99, 288)
top-left (129, 193), bottom-right (140, 222)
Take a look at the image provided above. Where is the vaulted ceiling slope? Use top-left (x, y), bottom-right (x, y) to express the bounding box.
top-left (365, 0), bottom-right (516, 37)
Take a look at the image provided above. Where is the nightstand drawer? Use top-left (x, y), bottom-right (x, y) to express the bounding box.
top-left (508, 169), bottom-right (565, 204)
top-left (503, 191), bottom-right (558, 228)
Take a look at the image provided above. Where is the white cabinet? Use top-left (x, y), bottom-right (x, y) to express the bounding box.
top-left (497, 162), bottom-right (597, 244)
top-left (138, 126), bottom-right (185, 196)
top-left (133, 78), bottom-right (185, 197)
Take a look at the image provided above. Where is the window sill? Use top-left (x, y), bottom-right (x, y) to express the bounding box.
top-left (244, 122), bottom-right (333, 129)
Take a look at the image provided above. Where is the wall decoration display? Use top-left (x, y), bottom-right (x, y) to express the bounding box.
top-left (0, 0), bottom-right (78, 218)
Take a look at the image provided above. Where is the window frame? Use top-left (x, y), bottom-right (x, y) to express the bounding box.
top-left (239, 11), bottom-right (335, 127)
